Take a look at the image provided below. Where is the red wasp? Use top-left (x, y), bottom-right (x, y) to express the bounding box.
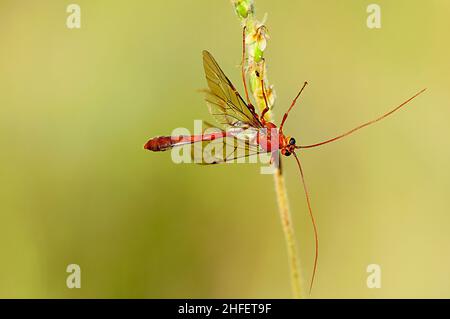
top-left (144, 31), bottom-right (426, 293)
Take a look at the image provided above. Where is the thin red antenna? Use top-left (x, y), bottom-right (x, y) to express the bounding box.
top-left (293, 152), bottom-right (318, 294)
top-left (280, 82), bottom-right (308, 131)
top-left (241, 26), bottom-right (251, 105)
top-left (298, 88), bottom-right (427, 149)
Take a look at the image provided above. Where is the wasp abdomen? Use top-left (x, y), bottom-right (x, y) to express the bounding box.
top-left (144, 136), bottom-right (173, 152)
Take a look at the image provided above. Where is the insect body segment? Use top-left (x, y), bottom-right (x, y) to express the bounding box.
top-left (144, 132), bottom-right (228, 152)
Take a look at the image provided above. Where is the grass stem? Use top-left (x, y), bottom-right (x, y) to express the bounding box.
top-left (231, 0), bottom-right (303, 298)
top-left (274, 167), bottom-right (302, 298)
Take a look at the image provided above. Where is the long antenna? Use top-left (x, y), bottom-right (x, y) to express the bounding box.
top-left (298, 88), bottom-right (427, 149)
top-left (293, 152), bottom-right (318, 294)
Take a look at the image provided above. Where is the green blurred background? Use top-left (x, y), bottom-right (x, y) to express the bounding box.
top-left (0, 0), bottom-right (449, 298)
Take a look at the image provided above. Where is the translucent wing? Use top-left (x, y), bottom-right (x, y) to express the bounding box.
top-left (202, 50), bottom-right (262, 129)
top-left (190, 124), bottom-right (269, 164)
top-left (192, 137), bottom-right (269, 165)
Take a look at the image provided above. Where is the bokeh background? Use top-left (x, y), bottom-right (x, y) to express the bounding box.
top-left (0, 0), bottom-right (449, 298)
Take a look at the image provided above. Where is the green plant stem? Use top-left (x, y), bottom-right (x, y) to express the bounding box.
top-left (231, 0), bottom-right (303, 298)
top-left (273, 167), bottom-right (302, 299)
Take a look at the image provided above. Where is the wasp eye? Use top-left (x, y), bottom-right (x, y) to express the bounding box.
top-left (289, 138), bottom-right (296, 145)
top-left (284, 150), bottom-right (291, 156)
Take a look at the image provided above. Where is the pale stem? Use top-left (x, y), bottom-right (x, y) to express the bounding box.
top-left (273, 167), bottom-right (302, 298)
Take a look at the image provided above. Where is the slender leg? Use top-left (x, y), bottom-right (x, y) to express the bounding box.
top-left (241, 26), bottom-right (260, 122)
top-left (260, 77), bottom-right (271, 123)
top-left (258, 58), bottom-right (273, 122)
top-left (241, 26), bottom-right (251, 105)
top-left (280, 82), bottom-right (308, 131)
